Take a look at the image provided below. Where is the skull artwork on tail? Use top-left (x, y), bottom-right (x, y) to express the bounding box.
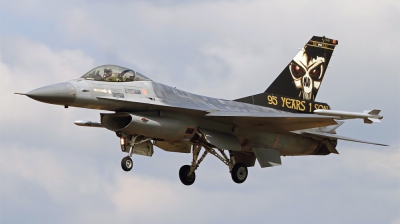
top-left (289, 48), bottom-right (326, 100)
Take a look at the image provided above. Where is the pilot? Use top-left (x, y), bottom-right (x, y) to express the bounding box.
top-left (103, 68), bottom-right (122, 82)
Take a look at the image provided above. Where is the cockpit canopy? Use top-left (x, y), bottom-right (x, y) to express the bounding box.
top-left (81, 65), bottom-right (152, 82)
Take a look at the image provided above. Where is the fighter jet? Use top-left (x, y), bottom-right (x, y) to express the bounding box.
top-left (16, 36), bottom-right (387, 186)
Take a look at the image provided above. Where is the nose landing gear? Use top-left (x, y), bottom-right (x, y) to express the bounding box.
top-left (119, 135), bottom-right (152, 172)
top-left (121, 156), bottom-right (133, 171)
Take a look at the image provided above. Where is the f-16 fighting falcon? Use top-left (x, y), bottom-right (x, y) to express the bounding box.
top-left (16, 36), bottom-right (387, 186)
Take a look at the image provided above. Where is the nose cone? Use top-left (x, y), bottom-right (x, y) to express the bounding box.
top-left (26, 82), bottom-right (76, 105)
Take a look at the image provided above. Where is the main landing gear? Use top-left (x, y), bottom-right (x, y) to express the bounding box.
top-left (179, 165), bottom-right (195, 185)
top-left (231, 163), bottom-right (248, 183)
top-left (179, 144), bottom-right (249, 186)
top-left (116, 133), bottom-right (248, 185)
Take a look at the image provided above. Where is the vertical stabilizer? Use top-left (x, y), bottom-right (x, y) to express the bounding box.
top-left (265, 36), bottom-right (338, 101)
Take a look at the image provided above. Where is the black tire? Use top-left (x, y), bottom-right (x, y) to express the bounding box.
top-left (231, 163), bottom-right (248, 184)
top-left (121, 156), bottom-right (133, 171)
top-left (179, 165), bottom-right (195, 186)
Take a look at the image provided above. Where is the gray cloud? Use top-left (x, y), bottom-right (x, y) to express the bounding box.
top-left (1, 0), bottom-right (399, 223)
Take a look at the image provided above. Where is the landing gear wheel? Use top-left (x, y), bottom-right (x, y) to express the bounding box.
top-left (179, 165), bottom-right (195, 186)
top-left (121, 156), bottom-right (133, 172)
top-left (231, 163), bottom-right (248, 184)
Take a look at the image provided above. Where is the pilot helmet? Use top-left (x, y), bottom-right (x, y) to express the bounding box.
top-left (104, 68), bottom-right (112, 77)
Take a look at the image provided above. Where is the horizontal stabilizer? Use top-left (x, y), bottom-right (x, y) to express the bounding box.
top-left (295, 130), bottom-right (388, 146)
top-left (323, 121), bottom-right (344, 133)
top-left (74, 120), bottom-right (104, 128)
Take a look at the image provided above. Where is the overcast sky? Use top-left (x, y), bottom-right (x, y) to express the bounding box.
top-left (1, 0), bottom-right (399, 223)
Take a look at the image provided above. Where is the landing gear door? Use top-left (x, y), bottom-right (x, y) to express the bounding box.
top-left (132, 141), bottom-right (154, 157)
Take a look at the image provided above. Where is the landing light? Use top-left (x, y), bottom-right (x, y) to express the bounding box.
top-left (120, 137), bottom-right (125, 145)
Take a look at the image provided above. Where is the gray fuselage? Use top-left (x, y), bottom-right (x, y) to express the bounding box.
top-left (62, 78), bottom-right (323, 157)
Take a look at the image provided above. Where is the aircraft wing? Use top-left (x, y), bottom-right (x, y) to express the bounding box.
top-left (94, 97), bottom-right (382, 133)
top-left (205, 111), bottom-right (339, 132)
top-left (95, 97), bottom-right (338, 132)
top-left (294, 130), bottom-right (388, 146)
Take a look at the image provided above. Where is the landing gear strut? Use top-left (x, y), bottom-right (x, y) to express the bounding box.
top-left (119, 135), bottom-right (152, 172)
top-left (179, 144), bottom-right (249, 185)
